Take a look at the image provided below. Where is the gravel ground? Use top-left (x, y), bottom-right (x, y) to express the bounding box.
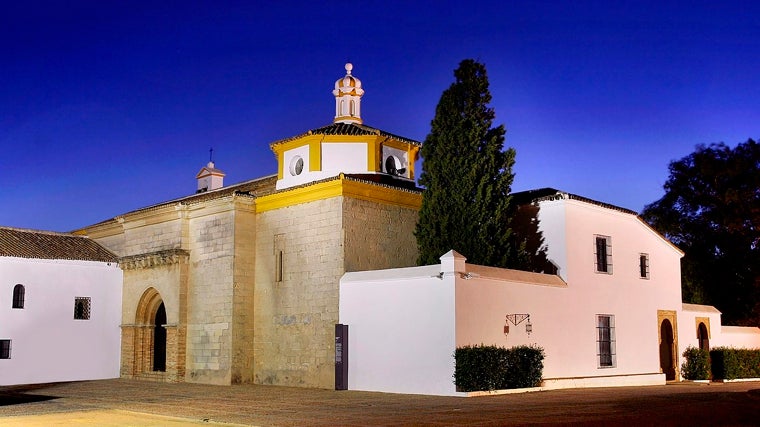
top-left (1, 379), bottom-right (759, 426)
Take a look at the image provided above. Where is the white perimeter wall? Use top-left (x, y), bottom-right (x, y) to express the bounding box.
top-left (0, 257), bottom-right (123, 386)
top-left (716, 326), bottom-right (760, 349)
top-left (340, 265), bottom-right (459, 396)
top-left (456, 273), bottom-right (665, 381)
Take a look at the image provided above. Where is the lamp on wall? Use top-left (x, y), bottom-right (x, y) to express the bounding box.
top-left (505, 314), bottom-right (532, 336)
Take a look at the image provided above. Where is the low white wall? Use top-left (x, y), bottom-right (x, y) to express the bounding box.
top-left (340, 266), bottom-right (460, 396)
top-left (717, 326), bottom-right (760, 349)
top-left (0, 257), bottom-right (123, 386)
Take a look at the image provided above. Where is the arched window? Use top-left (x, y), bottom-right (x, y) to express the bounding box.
top-left (12, 284), bottom-right (24, 309)
top-left (350, 100), bottom-right (356, 116)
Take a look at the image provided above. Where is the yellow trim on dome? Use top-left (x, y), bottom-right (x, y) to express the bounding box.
top-left (309, 139), bottom-right (322, 172)
top-left (333, 116), bottom-right (363, 124)
top-left (255, 175), bottom-right (422, 213)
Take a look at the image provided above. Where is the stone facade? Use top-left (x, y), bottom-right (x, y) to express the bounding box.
top-left (79, 175), bottom-right (421, 388)
top-left (70, 64), bottom-right (425, 389)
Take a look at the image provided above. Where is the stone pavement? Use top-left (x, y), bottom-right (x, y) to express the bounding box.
top-left (1, 379), bottom-right (759, 426)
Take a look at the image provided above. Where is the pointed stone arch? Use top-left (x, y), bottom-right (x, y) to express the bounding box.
top-left (121, 287), bottom-right (185, 381)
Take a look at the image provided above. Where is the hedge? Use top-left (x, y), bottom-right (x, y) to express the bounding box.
top-left (454, 344), bottom-right (544, 392)
top-left (681, 347), bottom-right (710, 380)
top-left (709, 348), bottom-right (760, 380)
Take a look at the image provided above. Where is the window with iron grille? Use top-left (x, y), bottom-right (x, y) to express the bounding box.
top-left (74, 297), bottom-right (91, 320)
top-left (597, 315), bottom-right (616, 368)
top-left (12, 284), bottom-right (25, 309)
top-left (639, 253), bottom-right (650, 279)
top-left (0, 340), bottom-right (10, 359)
top-left (594, 235), bottom-right (613, 274)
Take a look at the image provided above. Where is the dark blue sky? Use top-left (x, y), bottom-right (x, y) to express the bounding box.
top-left (2, 1), bottom-right (758, 231)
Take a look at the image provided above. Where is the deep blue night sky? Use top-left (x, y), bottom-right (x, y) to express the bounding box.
top-left (2, 1), bottom-right (758, 231)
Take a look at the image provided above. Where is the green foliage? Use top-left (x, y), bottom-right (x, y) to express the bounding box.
top-left (709, 347), bottom-right (760, 380)
top-left (415, 59), bottom-right (520, 268)
top-left (681, 347), bottom-right (710, 380)
top-left (642, 139), bottom-right (760, 325)
top-left (454, 344), bottom-right (544, 392)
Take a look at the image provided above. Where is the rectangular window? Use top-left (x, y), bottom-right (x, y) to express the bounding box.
top-left (74, 297), bottom-right (91, 320)
top-left (275, 250), bottom-right (283, 282)
top-left (595, 235), bottom-right (613, 274)
top-left (274, 234), bottom-right (284, 283)
top-left (597, 315), bottom-right (616, 368)
top-left (639, 253), bottom-right (650, 279)
top-left (0, 340), bottom-right (10, 359)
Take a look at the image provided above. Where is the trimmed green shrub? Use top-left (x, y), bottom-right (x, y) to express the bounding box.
top-left (681, 347), bottom-right (710, 380)
top-left (454, 344), bottom-right (544, 392)
top-left (709, 348), bottom-right (760, 380)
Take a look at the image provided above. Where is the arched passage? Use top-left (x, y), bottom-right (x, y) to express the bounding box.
top-left (697, 322), bottom-right (710, 351)
top-left (659, 319), bottom-right (676, 380)
top-left (153, 302), bottom-right (167, 371)
top-left (129, 287), bottom-right (169, 378)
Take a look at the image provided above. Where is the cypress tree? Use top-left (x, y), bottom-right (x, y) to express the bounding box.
top-left (415, 59), bottom-right (518, 267)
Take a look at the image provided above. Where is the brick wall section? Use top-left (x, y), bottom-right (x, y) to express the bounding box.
top-left (254, 197), bottom-right (344, 388)
top-left (342, 197), bottom-right (419, 272)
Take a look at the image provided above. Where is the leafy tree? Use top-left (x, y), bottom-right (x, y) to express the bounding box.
top-left (642, 139), bottom-right (760, 325)
top-left (415, 59), bottom-right (520, 267)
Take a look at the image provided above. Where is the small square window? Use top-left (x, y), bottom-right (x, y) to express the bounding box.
top-left (74, 297), bottom-right (91, 320)
top-left (0, 340), bottom-right (11, 359)
top-left (639, 253), bottom-right (650, 279)
top-left (594, 235), bottom-right (613, 274)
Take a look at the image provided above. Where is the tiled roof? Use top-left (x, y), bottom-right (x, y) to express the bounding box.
top-left (0, 226), bottom-right (118, 262)
top-left (270, 122), bottom-right (422, 147)
top-left (82, 175), bottom-right (278, 229)
top-left (511, 188), bottom-right (639, 216)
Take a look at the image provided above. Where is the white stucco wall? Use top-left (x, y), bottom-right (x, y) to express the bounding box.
top-left (340, 265), bottom-right (459, 396)
top-left (716, 326), bottom-right (760, 349)
top-left (322, 142), bottom-right (367, 173)
top-left (0, 257), bottom-right (123, 386)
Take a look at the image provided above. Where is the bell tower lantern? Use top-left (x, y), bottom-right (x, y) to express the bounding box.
top-left (333, 63), bottom-right (364, 124)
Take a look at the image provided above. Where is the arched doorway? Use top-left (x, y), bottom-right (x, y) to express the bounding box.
top-left (697, 322), bottom-right (710, 351)
top-left (659, 319), bottom-right (676, 380)
top-left (153, 302), bottom-right (167, 372)
top-left (129, 287), bottom-right (170, 378)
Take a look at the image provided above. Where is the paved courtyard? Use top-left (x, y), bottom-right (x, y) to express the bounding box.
top-left (1, 379), bottom-right (759, 426)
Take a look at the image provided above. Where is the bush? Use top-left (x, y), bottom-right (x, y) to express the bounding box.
top-left (710, 348), bottom-right (760, 380)
top-left (454, 345), bottom-right (544, 392)
top-left (681, 347), bottom-right (710, 380)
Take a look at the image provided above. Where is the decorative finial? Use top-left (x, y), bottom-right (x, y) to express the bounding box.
top-left (345, 63), bottom-right (353, 75)
top-left (209, 147), bottom-right (214, 162)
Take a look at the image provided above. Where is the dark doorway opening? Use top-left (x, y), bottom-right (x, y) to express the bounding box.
top-left (698, 322), bottom-right (710, 351)
top-left (659, 319), bottom-right (676, 380)
top-left (153, 302), bottom-right (167, 372)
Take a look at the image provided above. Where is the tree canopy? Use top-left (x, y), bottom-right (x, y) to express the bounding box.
top-left (415, 59), bottom-right (521, 267)
top-left (642, 139), bottom-right (760, 325)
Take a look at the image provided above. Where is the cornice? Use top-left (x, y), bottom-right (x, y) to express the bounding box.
top-left (120, 249), bottom-right (189, 270)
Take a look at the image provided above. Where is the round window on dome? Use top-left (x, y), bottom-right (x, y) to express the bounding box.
top-left (289, 156), bottom-right (305, 176)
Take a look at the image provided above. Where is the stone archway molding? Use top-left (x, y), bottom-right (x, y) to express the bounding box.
top-left (121, 287), bottom-right (185, 382)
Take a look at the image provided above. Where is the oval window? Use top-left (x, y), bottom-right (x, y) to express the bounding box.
top-left (289, 156), bottom-right (305, 176)
top-left (385, 156), bottom-right (398, 175)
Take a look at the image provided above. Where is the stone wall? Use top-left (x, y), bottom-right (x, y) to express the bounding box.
top-left (343, 197), bottom-right (419, 272)
top-left (254, 197), bottom-right (344, 388)
top-left (231, 201), bottom-right (257, 383)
